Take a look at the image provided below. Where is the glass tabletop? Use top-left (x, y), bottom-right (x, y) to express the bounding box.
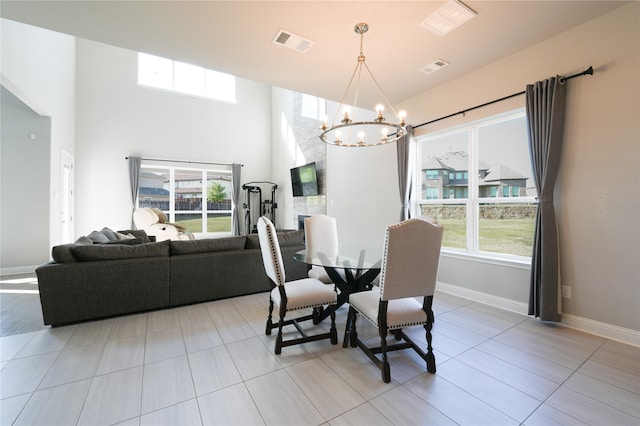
top-left (294, 246), bottom-right (383, 270)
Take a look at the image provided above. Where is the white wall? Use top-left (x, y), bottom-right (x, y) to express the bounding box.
top-left (74, 38), bottom-right (273, 235)
top-left (396, 3), bottom-right (639, 333)
top-left (0, 18), bottom-right (75, 271)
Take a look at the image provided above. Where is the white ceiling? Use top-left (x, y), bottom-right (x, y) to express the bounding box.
top-left (1, 1), bottom-right (629, 106)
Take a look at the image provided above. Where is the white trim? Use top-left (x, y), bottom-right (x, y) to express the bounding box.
top-left (436, 281), bottom-right (529, 315)
top-left (436, 281), bottom-right (640, 348)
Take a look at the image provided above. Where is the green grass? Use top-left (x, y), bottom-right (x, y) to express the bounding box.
top-left (175, 216), bottom-right (231, 233)
top-left (437, 218), bottom-right (535, 257)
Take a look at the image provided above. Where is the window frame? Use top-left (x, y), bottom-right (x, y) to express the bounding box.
top-left (137, 52), bottom-right (237, 103)
top-left (414, 109), bottom-right (536, 264)
top-left (138, 162), bottom-right (233, 237)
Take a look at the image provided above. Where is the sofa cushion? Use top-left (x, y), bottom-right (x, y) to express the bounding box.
top-left (72, 240), bottom-right (170, 261)
top-left (117, 229), bottom-right (152, 243)
top-left (100, 227), bottom-right (119, 241)
top-left (101, 237), bottom-right (144, 246)
top-left (170, 236), bottom-right (246, 255)
top-left (52, 244), bottom-right (81, 263)
top-left (245, 234), bottom-right (260, 249)
top-left (277, 230), bottom-right (304, 247)
top-left (87, 230), bottom-right (110, 244)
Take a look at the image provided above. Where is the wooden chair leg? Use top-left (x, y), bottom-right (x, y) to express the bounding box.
top-left (265, 298), bottom-right (274, 335)
top-left (380, 325), bottom-right (390, 383)
top-left (329, 306), bottom-right (338, 344)
top-left (348, 307), bottom-right (358, 348)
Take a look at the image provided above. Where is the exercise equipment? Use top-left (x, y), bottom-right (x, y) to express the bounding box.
top-left (242, 181), bottom-right (277, 234)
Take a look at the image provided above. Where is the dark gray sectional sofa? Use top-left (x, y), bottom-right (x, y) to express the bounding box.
top-left (36, 228), bottom-right (307, 326)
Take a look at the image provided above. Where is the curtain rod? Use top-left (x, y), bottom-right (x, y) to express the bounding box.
top-left (125, 156), bottom-right (243, 167)
top-left (413, 66), bottom-right (593, 130)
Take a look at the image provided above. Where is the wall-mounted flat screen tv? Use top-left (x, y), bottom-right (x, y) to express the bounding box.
top-left (290, 162), bottom-right (319, 197)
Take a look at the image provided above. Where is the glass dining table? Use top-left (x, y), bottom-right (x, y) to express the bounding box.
top-left (293, 246), bottom-right (382, 345)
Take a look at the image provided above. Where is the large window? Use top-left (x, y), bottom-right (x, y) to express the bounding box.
top-left (137, 53), bottom-right (236, 103)
top-left (138, 163), bottom-right (233, 235)
top-left (416, 110), bottom-right (537, 260)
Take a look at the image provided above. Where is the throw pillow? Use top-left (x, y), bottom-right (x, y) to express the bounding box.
top-left (74, 236), bottom-right (93, 245)
top-left (115, 232), bottom-right (136, 240)
top-left (117, 229), bottom-right (152, 243)
top-left (87, 230), bottom-right (110, 244)
top-left (100, 227), bottom-right (119, 241)
top-left (102, 238), bottom-right (144, 245)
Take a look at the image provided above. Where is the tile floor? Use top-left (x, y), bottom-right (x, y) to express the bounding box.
top-left (1, 274), bottom-right (639, 425)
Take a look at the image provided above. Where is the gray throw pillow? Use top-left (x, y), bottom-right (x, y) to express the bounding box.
top-left (277, 230), bottom-right (304, 247)
top-left (100, 227), bottom-right (119, 241)
top-left (87, 230), bottom-right (110, 244)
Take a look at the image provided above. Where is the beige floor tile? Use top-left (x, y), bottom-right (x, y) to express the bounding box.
top-left (14, 378), bottom-right (91, 425)
top-left (188, 345), bottom-right (243, 395)
top-left (404, 373), bottom-right (519, 425)
top-left (476, 339), bottom-right (574, 383)
top-left (144, 326), bottom-right (186, 363)
top-left (455, 348), bottom-right (559, 401)
top-left (205, 299), bottom-right (257, 343)
top-left (371, 384), bottom-right (457, 425)
top-left (320, 346), bottom-right (396, 400)
top-left (0, 332), bottom-right (35, 361)
top-left (78, 366), bottom-right (143, 426)
top-left (65, 318), bottom-right (113, 348)
top-left (0, 393), bottom-right (31, 425)
top-left (225, 336), bottom-right (283, 380)
top-left (108, 313), bottom-right (148, 340)
top-left (181, 320), bottom-right (223, 353)
top-left (39, 341), bottom-right (104, 388)
top-left (545, 386), bottom-right (639, 426)
top-left (522, 403), bottom-right (589, 426)
top-left (328, 402), bottom-right (394, 426)
top-left (246, 369), bottom-right (325, 425)
top-left (287, 357), bottom-right (366, 420)
top-left (0, 351), bottom-right (59, 398)
top-left (437, 359), bottom-right (540, 422)
top-left (15, 326), bottom-right (74, 357)
top-left (146, 307), bottom-right (181, 333)
top-left (141, 355), bottom-right (196, 414)
top-left (178, 303), bottom-right (213, 326)
top-left (563, 372), bottom-right (640, 418)
top-left (199, 383), bottom-right (265, 425)
top-left (140, 398), bottom-right (202, 426)
top-left (579, 358), bottom-right (640, 394)
top-left (96, 334), bottom-right (145, 375)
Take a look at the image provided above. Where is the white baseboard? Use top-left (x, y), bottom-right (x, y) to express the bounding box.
top-left (0, 265), bottom-right (38, 276)
top-left (436, 281), bottom-right (640, 348)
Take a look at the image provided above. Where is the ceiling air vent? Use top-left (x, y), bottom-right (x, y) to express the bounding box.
top-left (272, 29), bottom-right (313, 53)
top-left (420, 59), bottom-right (449, 75)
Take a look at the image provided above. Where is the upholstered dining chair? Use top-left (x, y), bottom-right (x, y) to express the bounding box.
top-left (346, 217), bottom-right (443, 383)
top-left (257, 216), bottom-right (338, 354)
top-left (304, 214), bottom-right (340, 284)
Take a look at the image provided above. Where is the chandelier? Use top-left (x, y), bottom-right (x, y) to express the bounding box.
top-left (320, 23), bottom-right (407, 147)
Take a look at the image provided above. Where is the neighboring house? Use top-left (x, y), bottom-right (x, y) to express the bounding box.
top-left (138, 170), bottom-right (231, 211)
top-left (422, 150), bottom-right (528, 199)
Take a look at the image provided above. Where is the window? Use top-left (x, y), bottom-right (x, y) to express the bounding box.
top-left (137, 53), bottom-right (236, 103)
top-left (416, 110), bottom-right (537, 259)
top-left (138, 163), bottom-right (233, 235)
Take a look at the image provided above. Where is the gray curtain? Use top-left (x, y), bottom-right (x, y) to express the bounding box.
top-left (526, 76), bottom-right (567, 322)
top-left (128, 156), bottom-right (141, 229)
top-left (231, 163), bottom-right (242, 235)
top-left (397, 124), bottom-right (414, 221)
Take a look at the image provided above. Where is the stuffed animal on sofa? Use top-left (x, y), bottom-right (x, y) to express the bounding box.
top-left (133, 208), bottom-right (194, 241)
